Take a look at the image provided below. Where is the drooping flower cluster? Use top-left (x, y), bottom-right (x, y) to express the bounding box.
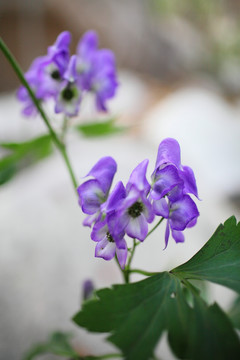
top-left (17, 31), bottom-right (118, 117)
top-left (77, 138), bottom-right (199, 269)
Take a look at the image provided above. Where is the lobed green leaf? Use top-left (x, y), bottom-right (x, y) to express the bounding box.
top-left (0, 134), bottom-right (53, 185)
top-left (73, 272), bottom-right (240, 360)
top-left (172, 216), bottom-right (240, 294)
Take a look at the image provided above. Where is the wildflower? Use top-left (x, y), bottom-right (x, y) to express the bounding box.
top-left (17, 31), bottom-right (71, 116)
top-left (74, 30), bottom-right (118, 111)
top-left (153, 194), bottom-right (199, 247)
top-left (91, 218), bottom-right (127, 269)
top-left (152, 138), bottom-right (198, 199)
top-left (77, 156), bottom-right (117, 226)
top-left (114, 161), bottom-right (154, 241)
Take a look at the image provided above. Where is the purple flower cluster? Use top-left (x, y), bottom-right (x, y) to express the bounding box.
top-left (78, 138), bottom-right (199, 269)
top-left (17, 31), bottom-right (118, 117)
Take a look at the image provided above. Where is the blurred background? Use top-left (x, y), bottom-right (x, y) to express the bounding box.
top-left (1, 0), bottom-right (240, 359)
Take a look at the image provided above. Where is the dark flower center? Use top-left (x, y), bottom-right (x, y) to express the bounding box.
top-left (51, 70), bottom-right (61, 80)
top-left (106, 232), bottom-right (114, 242)
top-left (62, 87), bottom-right (74, 101)
top-left (128, 201), bottom-right (143, 218)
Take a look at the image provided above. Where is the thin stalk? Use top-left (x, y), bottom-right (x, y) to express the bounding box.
top-left (91, 353), bottom-right (122, 359)
top-left (0, 37), bottom-right (78, 191)
top-left (145, 217), bottom-right (164, 239)
top-left (129, 269), bottom-right (158, 277)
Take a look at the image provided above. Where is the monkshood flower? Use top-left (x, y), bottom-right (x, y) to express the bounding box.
top-left (77, 156), bottom-right (117, 227)
top-left (69, 30), bottom-right (118, 111)
top-left (153, 193), bottom-right (199, 247)
top-left (82, 279), bottom-right (95, 301)
top-left (114, 161), bottom-right (154, 241)
top-left (55, 80), bottom-right (81, 117)
top-left (91, 216), bottom-right (127, 269)
top-left (152, 138), bottom-right (199, 200)
top-left (17, 31), bottom-right (71, 116)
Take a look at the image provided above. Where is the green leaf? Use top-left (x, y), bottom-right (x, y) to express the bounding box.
top-left (73, 272), bottom-right (240, 360)
top-left (0, 134), bottom-right (53, 185)
top-left (172, 216), bottom-right (240, 294)
top-left (75, 118), bottom-right (125, 137)
top-left (23, 332), bottom-right (79, 360)
top-left (229, 296), bottom-right (240, 330)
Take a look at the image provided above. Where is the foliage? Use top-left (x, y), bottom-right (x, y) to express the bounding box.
top-left (0, 134), bottom-right (53, 185)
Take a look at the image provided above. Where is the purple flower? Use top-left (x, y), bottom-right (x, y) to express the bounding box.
top-left (82, 279), bottom-right (94, 300)
top-left (73, 30), bottom-right (118, 111)
top-left (77, 156), bottom-right (117, 226)
top-left (91, 218), bottom-right (127, 269)
top-left (152, 138), bottom-right (199, 199)
top-left (17, 31), bottom-right (71, 116)
top-left (55, 81), bottom-right (81, 117)
top-left (111, 160), bottom-right (154, 241)
top-left (153, 194), bottom-right (199, 247)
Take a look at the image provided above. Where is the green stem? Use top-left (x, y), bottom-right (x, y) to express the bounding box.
top-left (0, 37), bottom-right (78, 191)
top-left (145, 217), bottom-right (164, 239)
top-left (129, 269), bottom-right (158, 277)
top-left (90, 353), bottom-right (122, 359)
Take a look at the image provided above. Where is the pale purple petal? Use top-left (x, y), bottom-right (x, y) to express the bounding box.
top-left (95, 238), bottom-right (116, 260)
top-left (106, 181), bottom-right (126, 212)
top-left (77, 30), bottom-right (98, 58)
top-left (187, 217), bottom-right (198, 228)
top-left (169, 195), bottom-right (199, 231)
top-left (179, 165), bottom-right (199, 199)
top-left (83, 213), bottom-right (99, 227)
top-left (141, 195), bottom-right (155, 223)
top-left (167, 183), bottom-right (184, 203)
top-left (126, 214), bottom-right (148, 241)
top-left (91, 221), bottom-right (108, 242)
top-left (155, 138), bottom-right (181, 169)
top-left (86, 156), bottom-right (117, 194)
top-left (116, 247), bottom-right (128, 269)
top-left (164, 220), bottom-right (170, 249)
top-left (126, 159), bottom-right (150, 194)
top-left (77, 179), bottom-right (105, 214)
top-left (152, 198), bottom-right (169, 218)
top-left (151, 165), bottom-right (182, 200)
top-left (172, 229), bottom-right (185, 243)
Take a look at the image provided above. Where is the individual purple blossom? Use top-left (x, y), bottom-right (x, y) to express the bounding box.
top-left (91, 217), bottom-right (127, 269)
top-left (17, 31), bottom-right (71, 116)
top-left (82, 279), bottom-right (95, 301)
top-left (77, 156), bottom-right (117, 226)
top-left (55, 80), bottom-right (81, 117)
top-left (72, 30), bottom-right (118, 111)
top-left (114, 161), bottom-right (154, 241)
top-left (153, 194), bottom-right (199, 247)
top-left (152, 138), bottom-right (199, 200)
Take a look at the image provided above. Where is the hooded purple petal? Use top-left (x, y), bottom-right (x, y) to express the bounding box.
top-left (106, 181), bottom-right (126, 212)
top-left (151, 164), bottom-right (182, 200)
top-left (77, 30), bottom-right (99, 58)
top-left (155, 138), bottom-right (181, 169)
top-left (77, 179), bottom-right (105, 214)
top-left (86, 156), bottom-right (117, 195)
top-left (127, 159), bottom-right (150, 194)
